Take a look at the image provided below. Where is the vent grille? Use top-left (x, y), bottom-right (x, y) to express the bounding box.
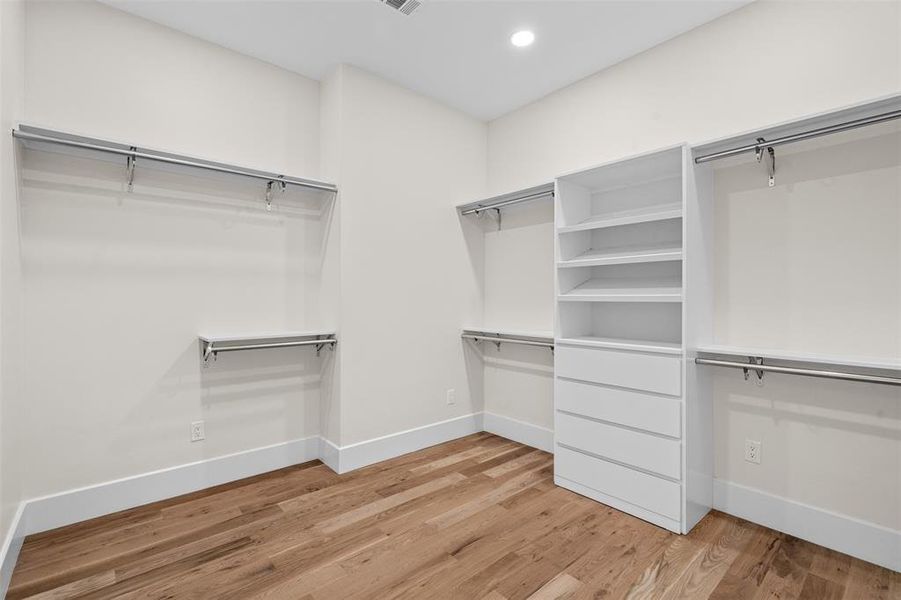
top-left (381, 0), bottom-right (422, 16)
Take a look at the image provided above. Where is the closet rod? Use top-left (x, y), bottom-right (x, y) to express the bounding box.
top-left (203, 338), bottom-right (337, 362)
top-left (458, 183), bottom-right (554, 215)
top-left (694, 108), bottom-right (901, 164)
top-left (695, 357), bottom-right (901, 387)
top-left (462, 331), bottom-right (554, 350)
top-left (13, 127), bottom-right (338, 194)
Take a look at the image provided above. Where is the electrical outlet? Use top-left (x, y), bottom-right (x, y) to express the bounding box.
top-left (446, 389), bottom-right (456, 405)
top-left (745, 439), bottom-right (761, 464)
top-left (191, 420), bottom-right (205, 442)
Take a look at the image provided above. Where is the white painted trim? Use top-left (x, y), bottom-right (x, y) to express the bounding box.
top-left (334, 412), bottom-right (484, 473)
top-left (0, 502), bottom-right (26, 598)
top-left (483, 412), bottom-right (554, 453)
top-left (24, 436), bottom-right (319, 536)
top-left (318, 436), bottom-right (341, 473)
top-left (714, 479), bottom-right (901, 572)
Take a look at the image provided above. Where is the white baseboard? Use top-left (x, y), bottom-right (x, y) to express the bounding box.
top-left (334, 412), bottom-right (484, 473)
top-left (318, 436), bottom-right (341, 473)
top-left (24, 436), bottom-right (319, 536)
top-left (483, 412), bottom-right (554, 453)
top-left (0, 502), bottom-right (27, 598)
top-left (714, 479), bottom-right (901, 572)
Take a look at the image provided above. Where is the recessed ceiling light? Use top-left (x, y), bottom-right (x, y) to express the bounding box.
top-left (510, 30), bottom-right (535, 48)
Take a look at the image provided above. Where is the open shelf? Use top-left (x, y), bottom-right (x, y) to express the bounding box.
top-left (557, 203), bottom-right (682, 234)
top-left (558, 242), bottom-right (683, 268)
top-left (558, 302), bottom-right (682, 347)
top-left (557, 336), bottom-right (683, 355)
top-left (559, 280), bottom-right (682, 302)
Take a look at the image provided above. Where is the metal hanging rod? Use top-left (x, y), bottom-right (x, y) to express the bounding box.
top-left (457, 183), bottom-right (554, 219)
top-left (13, 125), bottom-right (338, 195)
top-left (695, 356), bottom-right (901, 387)
top-left (200, 333), bottom-right (337, 363)
top-left (462, 329), bottom-right (554, 353)
top-left (694, 108), bottom-right (901, 164)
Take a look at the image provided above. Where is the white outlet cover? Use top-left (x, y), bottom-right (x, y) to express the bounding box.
top-left (446, 389), bottom-right (456, 405)
top-left (744, 439), bottom-right (761, 464)
top-left (191, 420), bottom-right (205, 442)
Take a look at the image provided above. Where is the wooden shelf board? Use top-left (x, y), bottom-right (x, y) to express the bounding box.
top-left (558, 243), bottom-right (683, 268)
top-left (557, 336), bottom-right (683, 355)
top-left (558, 203), bottom-right (682, 233)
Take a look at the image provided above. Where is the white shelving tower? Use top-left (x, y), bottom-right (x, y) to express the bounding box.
top-left (553, 145), bottom-right (712, 534)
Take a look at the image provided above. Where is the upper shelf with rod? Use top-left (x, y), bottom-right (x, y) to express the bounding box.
top-left (456, 183), bottom-right (554, 230)
top-left (13, 125), bottom-right (338, 208)
top-left (692, 95), bottom-right (901, 187)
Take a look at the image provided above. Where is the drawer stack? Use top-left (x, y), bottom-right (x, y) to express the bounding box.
top-left (553, 146), bottom-right (707, 534)
top-left (554, 344), bottom-right (683, 531)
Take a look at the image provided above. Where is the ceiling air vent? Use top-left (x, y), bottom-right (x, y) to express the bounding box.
top-left (380, 0), bottom-right (422, 16)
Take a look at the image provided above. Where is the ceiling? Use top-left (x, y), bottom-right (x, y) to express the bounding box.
top-left (101, 0), bottom-right (751, 121)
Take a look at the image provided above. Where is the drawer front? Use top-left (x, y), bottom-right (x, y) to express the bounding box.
top-left (556, 412), bottom-right (681, 479)
top-left (556, 378), bottom-right (681, 438)
top-left (555, 446), bottom-right (681, 522)
top-left (556, 345), bottom-right (681, 396)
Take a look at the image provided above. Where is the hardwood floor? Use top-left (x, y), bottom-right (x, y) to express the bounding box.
top-left (8, 433), bottom-right (898, 599)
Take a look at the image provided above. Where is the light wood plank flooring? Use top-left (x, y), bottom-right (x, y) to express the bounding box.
top-left (8, 433), bottom-right (899, 599)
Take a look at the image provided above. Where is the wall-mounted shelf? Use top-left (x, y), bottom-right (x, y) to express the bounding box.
top-left (694, 344), bottom-right (901, 371)
top-left (13, 125), bottom-right (337, 207)
top-left (199, 331), bottom-right (337, 363)
top-left (457, 183), bottom-right (554, 229)
top-left (557, 202), bottom-right (682, 234)
top-left (462, 328), bottom-right (554, 352)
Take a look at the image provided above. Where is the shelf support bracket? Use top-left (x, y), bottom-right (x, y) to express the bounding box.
top-left (742, 356), bottom-right (765, 383)
top-left (125, 147), bottom-right (136, 192)
top-left (265, 181), bottom-right (275, 211)
top-left (494, 208), bottom-right (502, 231)
top-left (202, 341), bottom-right (217, 364)
top-left (755, 138), bottom-right (775, 187)
top-left (315, 339), bottom-right (336, 357)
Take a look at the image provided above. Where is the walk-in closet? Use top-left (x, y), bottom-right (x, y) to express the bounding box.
top-left (0, 1), bottom-right (898, 598)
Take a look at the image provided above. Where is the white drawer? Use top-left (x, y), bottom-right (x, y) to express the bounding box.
top-left (555, 445), bottom-right (681, 522)
top-left (556, 378), bottom-right (681, 438)
top-left (556, 412), bottom-right (681, 479)
top-left (556, 345), bottom-right (681, 396)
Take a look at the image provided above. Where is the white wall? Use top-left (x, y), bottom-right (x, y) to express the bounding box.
top-left (484, 0), bottom-right (901, 530)
top-left (0, 0), bottom-right (25, 548)
top-left (710, 123), bottom-right (900, 530)
top-left (18, 1), bottom-right (328, 499)
top-left (25, 1), bottom-right (319, 177)
top-left (322, 65), bottom-right (487, 446)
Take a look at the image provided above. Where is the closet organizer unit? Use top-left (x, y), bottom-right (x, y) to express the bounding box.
top-left (553, 146), bottom-right (711, 533)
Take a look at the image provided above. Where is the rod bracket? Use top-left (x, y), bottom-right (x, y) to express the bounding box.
top-left (755, 138), bottom-right (775, 187)
top-left (742, 356), bottom-right (765, 384)
top-left (201, 341), bottom-right (218, 364)
top-left (493, 208), bottom-right (502, 231)
top-left (125, 147), bottom-right (137, 192)
top-left (265, 181), bottom-right (275, 211)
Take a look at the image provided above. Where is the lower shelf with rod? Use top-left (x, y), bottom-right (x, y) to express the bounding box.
top-left (199, 330), bottom-right (337, 363)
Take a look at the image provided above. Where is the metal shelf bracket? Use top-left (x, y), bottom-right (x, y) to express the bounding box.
top-left (755, 138), bottom-right (775, 187)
